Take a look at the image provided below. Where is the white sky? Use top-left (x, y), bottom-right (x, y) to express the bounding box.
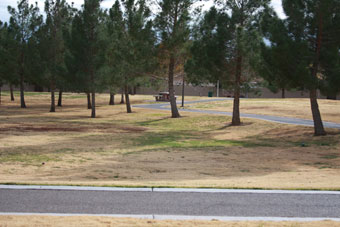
top-left (0, 0), bottom-right (285, 22)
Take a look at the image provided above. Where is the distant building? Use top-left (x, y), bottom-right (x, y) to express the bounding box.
top-left (1, 77), bottom-right (338, 100)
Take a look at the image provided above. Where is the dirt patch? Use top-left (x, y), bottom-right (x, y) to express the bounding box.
top-left (114, 125), bottom-right (147, 133)
top-left (0, 124), bottom-right (147, 134)
top-left (0, 125), bottom-right (85, 133)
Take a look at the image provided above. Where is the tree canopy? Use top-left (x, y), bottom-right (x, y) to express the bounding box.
top-left (260, 0), bottom-right (340, 135)
top-left (0, 0), bottom-right (339, 136)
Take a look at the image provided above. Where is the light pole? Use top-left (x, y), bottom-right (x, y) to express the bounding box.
top-left (181, 76), bottom-right (185, 107)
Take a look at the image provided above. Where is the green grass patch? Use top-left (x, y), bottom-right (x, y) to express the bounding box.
top-left (137, 115), bottom-right (229, 132)
top-left (293, 140), bottom-right (338, 147)
top-left (0, 153), bottom-right (60, 164)
top-left (320, 154), bottom-right (339, 160)
top-left (134, 132), bottom-right (276, 149)
top-left (319, 166), bottom-right (332, 169)
top-left (64, 95), bottom-right (87, 99)
top-left (55, 148), bottom-right (75, 153)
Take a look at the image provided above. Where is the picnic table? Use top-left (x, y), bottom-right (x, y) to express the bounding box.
top-left (154, 92), bottom-right (177, 102)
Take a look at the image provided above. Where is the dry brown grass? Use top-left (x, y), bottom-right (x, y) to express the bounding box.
top-left (187, 98), bottom-right (340, 123)
top-left (0, 93), bottom-right (340, 189)
top-left (0, 215), bottom-right (339, 227)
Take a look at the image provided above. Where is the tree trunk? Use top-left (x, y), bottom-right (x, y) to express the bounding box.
top-left (58, 90), bottom-right (62, 107)
top-left (109, 92), bottom-right (115, 105)
top-left (168, 55), bottom-right (180, 118)
top-left (125, 85), bottom-right (132, 113)
top-left (281, 88), bottom-right (285, 99)
top-left (20, 74), bottom-right (26, 108)
top-left (120, 92), bottom-right (125, 104)
top-left (50, 90), bottom-right (56, 112)
top-left (309, 13), bottom-right (326, 136)
top-left (50, 81), bottom-right (56, 112)
top-left (10, 84), bottom-right (14, 101)
top-left (310, 89), bottom-right (326, 136)
top-left (91, 92), bottom-right (96, 118)
top-left (232, 54), bottom-right (242, 126)
top-left (87, 92), bottom-right (92, 109)
top-left (120, 88), bottom-right (125, 104)
top-left (0, 85), bottom-right (2, 105)
top-left (181, 76), bottom-right (185, 108)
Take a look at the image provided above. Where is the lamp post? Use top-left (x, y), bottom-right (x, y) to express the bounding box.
top-left (181, 76), bottom-right (185, 107)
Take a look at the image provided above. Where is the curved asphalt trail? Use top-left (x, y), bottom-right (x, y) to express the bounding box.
top-left (134, 98), bottom-right (340, 129)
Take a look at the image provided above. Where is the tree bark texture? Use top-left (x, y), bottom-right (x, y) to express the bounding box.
top-left (125, 85), bottom-right (132, 113)
top-left (90, 66), bottom-right (95, 117)
top-left (168, 55), bottom-right (180, 118)
top-left (50, 80), bottom-right (56, 112)
top-left (282, 88), bottom-right (285, 99)
top-left (310, 89), bottom-right (326, 136)
top-left (20, 74), bottom-right (26, 108)
top-left (309, 13), bottom-right (326, 136)
top-left (232, 54), bottom-right (242, 126)
top-left (109, 92), bottom-right (115, 105)
top-left (91, 92), bottom-right (96, 118)
top-left (10, 84), bottom-right (14, 101)
top-left (58, 90), bottom-right (62, 107)
top-left (120, 90), bottom-right (125, 104)
top-left (19, 48), bottom-right (26, 108)
top-left (87, 92), bottom-right (92, 109)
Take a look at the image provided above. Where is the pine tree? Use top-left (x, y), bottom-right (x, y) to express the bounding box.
top-left (0, 21), bottom-right (18, 102)
top-left (67, 0), bottom-right (106, 118)
top-left (107, 0), bottom-right (155, 113)
top-left (262, 0), bottom-right (340, 135)
top-left (106, 1), bottom-right (125, 109)
top-left (259, 11), bottom-right (296, 99)
top-left (40, 0), bottom-right (71, 112)
top-left (187, 0), bottom-right (270, 125)
top-left (8, 0), bottom-right (42, 108)
top-left (155, 0), bottom-right (194, 118)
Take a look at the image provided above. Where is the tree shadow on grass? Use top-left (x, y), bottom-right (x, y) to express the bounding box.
top-left (136, 117), bottom-right (175, 127)
top-left (217, 122), bottom-right (254, 130)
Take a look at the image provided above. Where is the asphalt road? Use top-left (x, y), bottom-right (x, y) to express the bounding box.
top-left (134, 99), bottom-right (340, 129)
top-left (1, 188), bottom-right (340, 219)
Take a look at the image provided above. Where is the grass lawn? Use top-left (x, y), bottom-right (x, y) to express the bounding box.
top-left (186, 98), bottom-right (340, 123)
top-left (1, 215), bottom-right (340, 227)
top-left (0, 92), bottom-right (339, 189)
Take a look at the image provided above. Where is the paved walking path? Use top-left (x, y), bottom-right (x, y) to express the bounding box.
top-left (1, 186), bottom-right (340, 221)
top-left (134, 98), bottom-right (340, 129)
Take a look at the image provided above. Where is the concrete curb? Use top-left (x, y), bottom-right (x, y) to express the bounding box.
top-left (1, 185), bottom-right (340, 194)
